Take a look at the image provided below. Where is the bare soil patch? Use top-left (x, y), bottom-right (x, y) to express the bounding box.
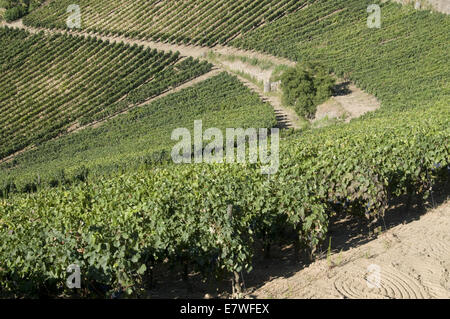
top-left (315, 81), bottom-right (381, 122)
top-left (251, 190), bottom-right (450, 299)
top-left (220, 60), bottom-right (273, 83)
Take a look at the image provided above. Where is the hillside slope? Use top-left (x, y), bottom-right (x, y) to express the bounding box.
top-left (0, 72), bottom-right (277, 192)
top-left (233, 0), bottom-right (450, 112)
top-left (23, 0), bottom-right (307, 46)
top-left (0, 27), bottom-right (212, 159)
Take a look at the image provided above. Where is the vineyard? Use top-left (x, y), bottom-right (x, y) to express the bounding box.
top-left (0, 27), bottom-right (212, 159)
top-left (23, 0), bottom-right (308, 46)
top-left (1, 102), bottom-right (448, 297)
top-left (0, 0), bottom-right (449, 299)
top-left (0, 73), bottom-right (277, 195)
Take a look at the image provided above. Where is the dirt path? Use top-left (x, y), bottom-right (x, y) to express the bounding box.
top-left (251, 200), bottom-right (450, 299)
top-left (3, 19), bottom-right (383, 130)
top-left (388, 0), bottom-right (450, 14)
top-left (2, 18), bottom-right (386, 159)
top-left (2, 19), bottom-right (294, 68)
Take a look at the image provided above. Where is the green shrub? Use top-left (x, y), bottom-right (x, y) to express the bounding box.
top-left (280, 63), bottom-right (335, 119)
top-left (4, 5), bottom-right (26, 22)
top-left (1, 0), bottom-right (44, 22)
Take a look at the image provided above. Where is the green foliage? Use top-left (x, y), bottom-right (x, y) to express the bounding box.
top-left (0, 73), bottom-right (276, 195)
top-left (280, 63), bottom-right (335, 118)
top-left (1, 0), bottom-right (449, 297)
top-left (4, 6), bottom-right (26, 22)
top-left (1, 0), bottom-right (44, 21)
top-left (0, 165), bottom-right (275, 297)
top-left (232, 0), bottom-right (450, 112)
top-left (0, 102), bottom-right (448, 297)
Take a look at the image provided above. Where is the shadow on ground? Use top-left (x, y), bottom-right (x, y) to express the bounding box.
top-left (333, 81), bottom-right (351, 96)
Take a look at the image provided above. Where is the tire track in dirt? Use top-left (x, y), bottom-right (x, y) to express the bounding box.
top-left (251, 201), bottom-right (450, 299)
top-left (333, 264), bottom-right (429, 299)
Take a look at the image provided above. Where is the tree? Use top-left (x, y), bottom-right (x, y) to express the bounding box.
top-left (1, 0), bottom-right (44, 22)
top-left (281, 63), bottom-right (335, 119)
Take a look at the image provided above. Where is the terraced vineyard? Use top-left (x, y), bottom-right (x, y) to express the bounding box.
top-left (0, 27), bottom-right (211, 159)
top-left (23, 0), bottom-right (307, 46)
top-left (0, 73), bottom-right (277, 194)
top-left (0, 0), bottom-right (449, 299)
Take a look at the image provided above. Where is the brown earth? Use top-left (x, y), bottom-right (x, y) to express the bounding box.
top-left (251, 199), bottom-right (450, 299)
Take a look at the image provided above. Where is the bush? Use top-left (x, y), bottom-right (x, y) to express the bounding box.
top-left (281, 63), bottom-right (335, 119)
top-left (4, 5), bottom-right (26, 22)
top-left (2, 0), bottom-right (44, 22)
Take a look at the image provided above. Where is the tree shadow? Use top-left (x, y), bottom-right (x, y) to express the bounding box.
top-left (333, 81), bottom-right (351, 96)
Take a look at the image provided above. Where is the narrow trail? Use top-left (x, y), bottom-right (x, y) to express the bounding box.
top-left (233, 74), bottom-right (302, 129)
top-left (2, 20), bottom-right (298, 130)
